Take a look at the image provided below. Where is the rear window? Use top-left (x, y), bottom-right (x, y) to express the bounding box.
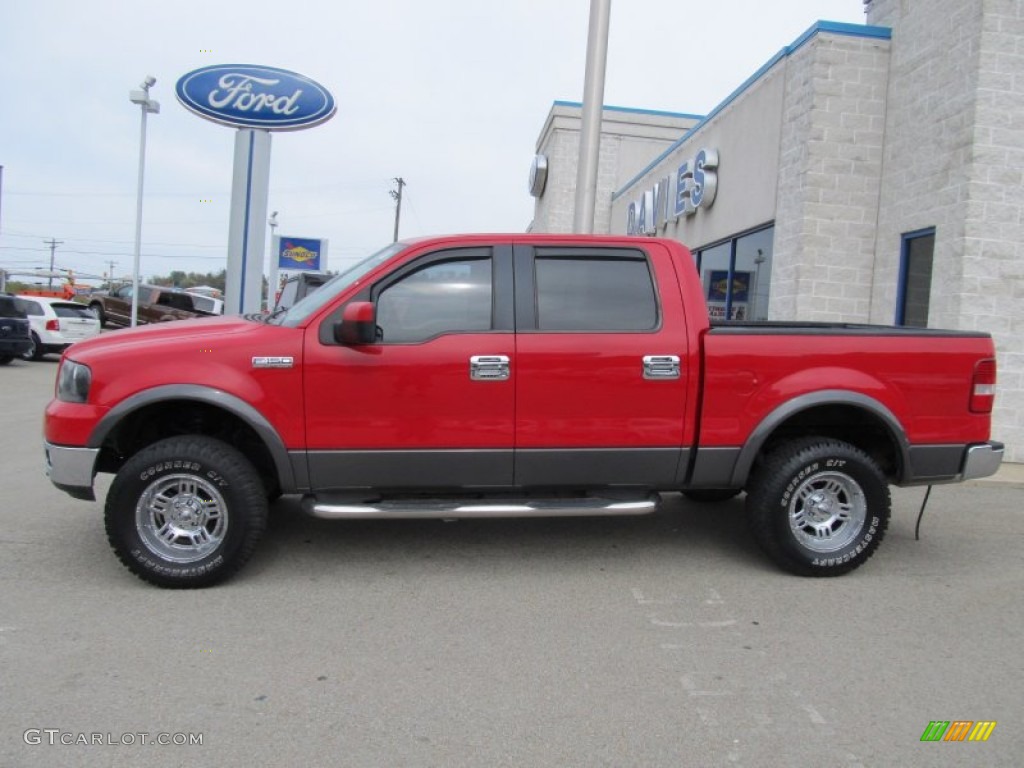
top-left (1, 297), bottom-right (28, 319)
top-left (52, 302), bottom-right (96, 319)
top-left (157, 292), bottom-right (195, 311)
top-left (534, 254), bottom-right (658, 331)
top-left (14, 299), bottom-right (43, 316)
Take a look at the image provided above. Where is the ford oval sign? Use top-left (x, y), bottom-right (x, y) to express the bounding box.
top-left (176, 64), bottom-right (336, 131)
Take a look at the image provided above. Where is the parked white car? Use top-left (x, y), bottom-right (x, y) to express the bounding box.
top-left (15, 296), bottom-right (101, 361)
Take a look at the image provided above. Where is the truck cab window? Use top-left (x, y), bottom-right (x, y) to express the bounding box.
top-left (376, 257), bottom-right (493, 343)
top-left (534, 255), bottom-right (657, 331)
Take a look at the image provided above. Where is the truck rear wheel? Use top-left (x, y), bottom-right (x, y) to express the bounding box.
top-left (746, 438), bottom-right (889, 576)
top-left (105, 436), bottom-right (268, 588)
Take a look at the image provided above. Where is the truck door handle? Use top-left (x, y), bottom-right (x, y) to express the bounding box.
top-left (470, 355), bottom-right (510, 381)
top-left (643, 355), bottom-right (681, 380)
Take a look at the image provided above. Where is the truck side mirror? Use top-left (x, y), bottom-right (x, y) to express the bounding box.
top-left (336, 301), bottom-right (377, 345)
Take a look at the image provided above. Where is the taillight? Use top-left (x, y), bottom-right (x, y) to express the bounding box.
top-left (45, 319), bottom-right (59, 331)
top-left (970, 358), bottom-right (997, 413)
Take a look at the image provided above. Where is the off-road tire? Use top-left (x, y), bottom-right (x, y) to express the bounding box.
top-left (746, 438), bottom-right (890, 577)
top-left (105, 436), bottom-right (268, 588)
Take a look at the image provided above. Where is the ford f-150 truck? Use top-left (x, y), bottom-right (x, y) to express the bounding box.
top-left (43, 235), bottom-right (1003, 588)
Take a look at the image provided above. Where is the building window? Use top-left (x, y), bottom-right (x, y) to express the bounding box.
top-left (695, 225), bottom-right (774, 321)
top-left (896, 228), bottom-right (935, 327)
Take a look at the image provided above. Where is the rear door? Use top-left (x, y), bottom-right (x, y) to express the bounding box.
top-left (513, 242), bottom-right (690, 487)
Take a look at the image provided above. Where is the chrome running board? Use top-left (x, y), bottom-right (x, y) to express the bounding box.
top-left (303, 494), bottom-right (660, 520)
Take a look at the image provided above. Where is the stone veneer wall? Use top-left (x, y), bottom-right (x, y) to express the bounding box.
top-left (867, 0), bottom-right (1024, 460)
top-left (771, 31), bottom-right (891, 320)
top-left (530, 105), bottom-right (699, 234)
top-left (530, 122), bottom-right (579, 233)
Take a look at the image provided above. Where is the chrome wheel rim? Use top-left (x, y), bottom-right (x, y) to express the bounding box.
top-left (788, 470), bottom-right (867, 553)
top-left (136, 474), bottom-right (228, 563)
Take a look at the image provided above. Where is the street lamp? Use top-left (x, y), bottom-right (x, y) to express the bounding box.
top-left (267, 211), bottom-right (279, 310)
top-left (129, 76), bottom-right (159, 327)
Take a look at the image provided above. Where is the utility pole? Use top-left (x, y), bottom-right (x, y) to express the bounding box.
top-left (44, 238), bottom-right (63, 289)
top-left (106, 259), bottom-right (118, 286)
top-left (390, 177), bottom-right (406, 242)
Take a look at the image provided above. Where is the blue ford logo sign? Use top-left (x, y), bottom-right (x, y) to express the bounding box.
top-left (176, 64), bottom-right (336, 130)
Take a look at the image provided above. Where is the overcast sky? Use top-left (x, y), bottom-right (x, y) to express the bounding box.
top-left (0, 0), bottom-right (867, 284)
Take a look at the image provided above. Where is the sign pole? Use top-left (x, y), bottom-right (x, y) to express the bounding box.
top-left (225, 129), bottom-right (271, 315)
top-left (175, 64), bottom-right (336, 315)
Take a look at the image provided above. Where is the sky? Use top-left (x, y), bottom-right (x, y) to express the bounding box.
top-left (0, 0), bottom-right (867, 285)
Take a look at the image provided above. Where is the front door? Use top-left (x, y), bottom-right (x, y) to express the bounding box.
top-left (302, 246), bottom-right (516, 490)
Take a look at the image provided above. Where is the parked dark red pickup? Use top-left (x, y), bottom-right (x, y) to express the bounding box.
top-left (87, 283), bottom-right (220, 328)
top-left (43, 235), bottom-right (1002, 587)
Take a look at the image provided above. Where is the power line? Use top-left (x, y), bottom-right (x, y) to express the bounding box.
top-left (1, 230), bottom-right (227, 249)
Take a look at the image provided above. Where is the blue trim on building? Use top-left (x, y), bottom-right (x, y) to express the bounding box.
top-left (552, 99), bottom-right (704, 121)
top-left (895, 227), bottom-right (936, 325)
top-left (240, 131), bottom-right (255, 307)
top-left (612, 21), bottom-right (893, 202)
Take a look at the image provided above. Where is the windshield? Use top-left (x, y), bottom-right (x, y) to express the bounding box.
top-left (275, 242), bottom-right (405, 326)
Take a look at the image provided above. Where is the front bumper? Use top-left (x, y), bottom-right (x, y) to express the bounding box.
top-left (44, 441), bottom-right (99, 501)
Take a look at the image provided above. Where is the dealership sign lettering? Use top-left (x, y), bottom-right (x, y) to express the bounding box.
top-left (176, 65), bottom-right (336, 131)
top-left (626, 148), bottom-right (719, 235)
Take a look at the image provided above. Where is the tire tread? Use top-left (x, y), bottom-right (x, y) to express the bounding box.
top-left (105, 436), bottom-right (268, 588)
top-left (746, 437), bottom-right (890, 577)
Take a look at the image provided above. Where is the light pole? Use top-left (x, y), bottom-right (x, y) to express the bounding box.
top-left (267, 211), bottom-right (279, 310)
top-left (129, 76), bottom-right (159, 327)
top-left (573, 0), bottom-right (612, 234)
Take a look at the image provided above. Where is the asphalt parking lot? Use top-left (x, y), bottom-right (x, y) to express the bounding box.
top-left (1, 354), bottom-right (1021, 767)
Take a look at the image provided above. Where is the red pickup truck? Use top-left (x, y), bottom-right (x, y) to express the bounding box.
top-left (43, 235), bottom-right (1002, 588)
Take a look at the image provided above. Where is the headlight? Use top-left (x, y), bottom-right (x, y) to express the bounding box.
top-left (57, 360), bottom-right (92, 403)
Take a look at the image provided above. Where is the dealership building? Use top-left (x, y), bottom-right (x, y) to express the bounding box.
top-left (529, 0), bottom-right (1024, 462)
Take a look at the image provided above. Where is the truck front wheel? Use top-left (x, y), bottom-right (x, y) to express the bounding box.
top-left (746, 438), bottom-right (890, 576)
top-left (105, 436), bottom-right (268, 588)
